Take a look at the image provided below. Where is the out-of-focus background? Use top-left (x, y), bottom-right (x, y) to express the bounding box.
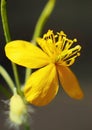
top-left (0, 0), bottom-right (92, 130)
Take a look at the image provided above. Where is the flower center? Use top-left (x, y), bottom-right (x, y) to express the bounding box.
top-left (37, 30), bottom-right (81, 66)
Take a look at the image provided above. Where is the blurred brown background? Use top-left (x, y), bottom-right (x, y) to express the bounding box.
top-left (0, 0), bottom-right (92, 130)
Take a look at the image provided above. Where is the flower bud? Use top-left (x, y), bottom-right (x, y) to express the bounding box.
top-left (9, 94), bottom-right (27, 125)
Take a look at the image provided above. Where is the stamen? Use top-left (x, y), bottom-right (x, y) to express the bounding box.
top-left (37, 30), bottom-right (81, 66)
top-left (37, 30), bottom-right (57, 56)
top-left (55, 31), bottom-right (66, 49)
top-left (56, 44), bottom-right (81, 66)
top-left (63, 52), bottom-right (81, 66)
top-left (55, 31), bottom-right (77, 52)
top-left (43, 30), bottom-right (56, 44)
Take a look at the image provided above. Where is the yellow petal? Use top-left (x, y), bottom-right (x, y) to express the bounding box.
top-left (57, 65), bottom-right (84, 99)
top-left (5, 40), bottom-right (50, 68)
top-left (24, 63), bottom-right (58, 106)
top-left (36, 38), bottom-right (56, 57)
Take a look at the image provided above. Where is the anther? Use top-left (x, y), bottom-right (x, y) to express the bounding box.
top-left (73, 38), bottom-right (77, 42)
top-left (75, 45), bottom-right (81, 51)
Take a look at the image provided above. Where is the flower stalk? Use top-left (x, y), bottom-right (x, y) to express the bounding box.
top-left (1, 0), bottom-right (21, 95)
top-left (0, 65), bottom-right (15, 93)
top-left (32, 0), bottom-right (56, 41)
top-left (25, 0), bottom-right (56, 82)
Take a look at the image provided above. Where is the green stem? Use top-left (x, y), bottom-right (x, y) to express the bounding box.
top-left (32, 0), bottom-right (56, 41)
top-left (1, 0), bottom-right (11, 42)
top-left (0, 65), bottom-right (15, 93)
top-left (25, 68), bottom-right (32, 83)
top-left (25, 0), bottom-right (56, 82)
top-left (11, 63), bottom-right (21, 94)
top-left (1, 0), bottom-right (21, 94)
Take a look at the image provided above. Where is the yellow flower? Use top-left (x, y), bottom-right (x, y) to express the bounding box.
top-left (5, 30), bottom-right (84, 106)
